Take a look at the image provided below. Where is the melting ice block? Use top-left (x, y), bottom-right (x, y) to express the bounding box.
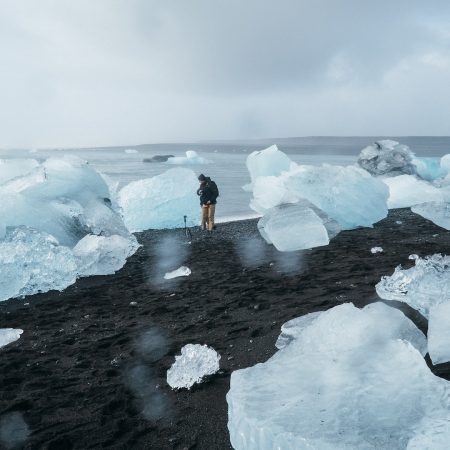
top-left (0, 155), bottom-right (127, 247)
top-left (428, 302), bottom-right (450, 365)
top-left (412, 202), bottom-right (450, 230)
top-left (0, 156), bottom-right (138, 301)
top-left (249, 163), bottom-right (388, 230)
top-left (164, 266), bottom-right (191, 280)
top-left (357, 140), bottom-right (417, 176)
top-left (384, 175), bottom-right (443, 209)
top-left (283, 164), bottom-right (389, 230)
top-left (376, 254), bottom-right (450, 318)
top-left (227, 302), bottom-right (442, 450)
top-left (166, 344), bottom-right (220, 389)
top-left (0, 159), bottom-right (39, 185)
top-left (74, 234), bottom-right (140, 277)
top-left (167, 150), bottom-right (211, 165)
top-left (0, 227), bottom-right (78, 301)
top-left (275, 311), bottom-right (323, 350)
top-left (412, 157), bottom-right (448, 181)
top-left (0, 328), bottom-right (23, 348)
top-left (440, 154), bottom-right (450, 172)
top-left (245, 145), bottom-right (293, 189)
top-left (257, 202), bottom-right (340, 252)
top-left (118, 168), bottom-right (199, 231)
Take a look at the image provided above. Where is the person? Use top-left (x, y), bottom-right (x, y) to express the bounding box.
top-left (197, 174), bottom-right (219, 231)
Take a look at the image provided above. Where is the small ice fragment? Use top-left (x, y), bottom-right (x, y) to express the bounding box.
top-left (124, 149), bottom-right (138, 154)
top-left (428, 303), bottom-right (450, 365)
top-left (164, 266), bottom-right (191, 280)
top-left (166, 343), bottom-right (220, 389)
top-left (167, 150), bottom-right (211, 165)
top-left (0, 328), bottom-right (23, 348)
top-left (130, 301), bottom-right (137, 306)
top-left (371, 247), bottom-right (383, 254)
top-left (396, 220), bottom-right (403, 224)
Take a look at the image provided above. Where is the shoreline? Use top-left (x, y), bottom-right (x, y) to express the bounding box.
top-left (1, 209), bottom-right (450, 449)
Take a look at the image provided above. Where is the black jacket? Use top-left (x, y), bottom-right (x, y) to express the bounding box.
top-left (197, 177), bottom-right (219, 206)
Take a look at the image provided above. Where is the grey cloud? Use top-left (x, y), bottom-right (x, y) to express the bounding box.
top-left (0, 0), bottom-right (449, 147)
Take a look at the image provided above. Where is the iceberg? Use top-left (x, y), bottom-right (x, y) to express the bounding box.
top-left (428, 302), bottom-right (450, 365)
top-left (166, 344), bottom-right (220, 390)
top-left (371, 246), bottom-right (383, 254)
top-left (357, 140), bottom-right (417, 176)
top-left (257, 202), bottom-right (340, 252)
top-left (0, 328), bottom-right (23, 348)
top-left (412, 202), bottom-right (450, 230)
top-left (0, 156), bottom-right (138, 301)
top-left (227, 302), bottom-right (442, 450)
top-left (245, 145), bottom-right (293, 189)
top-left (118, 167), bottom-right (200, 231)
top-left (383, 174), bottom-right (443, 209)
top-left (164, 266), bottom-right (191, 280)
top-left (376, 254), bottom-right (450, 318)
top-left (167, 150), bottom-right (211, 165)
top-left (124, 148), bottom-right (138, 154)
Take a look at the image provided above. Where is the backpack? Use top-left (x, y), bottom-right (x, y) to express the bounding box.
top-left (209, 180), bottom-right (219, 199)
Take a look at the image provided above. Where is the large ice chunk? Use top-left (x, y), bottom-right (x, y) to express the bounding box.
top-left (275, 311), bottom-right (323, 350)
top-left (227, 302), bottom-right (442, 450)
top-left (376, 254), bottom-right (450, 318)
top-left (257, 202), bottom-right (340, 251)
top-left (118, 168), bottom-right (200, 231)
top-left (0, 227), bottom-right (78, 301)
top-left (283, 164), bottom-right (389, 229)
top-left (357, 140), bottom-right (417, 176)
top-left (0, 328), bottom-right (23, 348)
top-left (412, 157), bottom-right (448, 181)
top-left (412, 202), bottom-right (450, 230)
top-left (384, 175), bottom-right (443, 209)
top-left (166, 344), bottom-right (220, 389)
top-left (167, 150), bottom-right (211, 165)
top-left (0, 156), bottom-right (138, 301)
top-left (428, 302), bottom-right (450, 365)
top-left (0, 156), bottom-right (127, 247)
top-left (440, 154), bottom-right (450, 172)
top-left (73, 234), bottom-right (140, 277)
top-left (0, 159), bottom-right (39, 185)
top-left (245, 145), bottom-right (293, 189)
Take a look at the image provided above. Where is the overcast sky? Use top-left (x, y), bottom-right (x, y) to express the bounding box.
top-left (1, 0), bottom-right (450, 148)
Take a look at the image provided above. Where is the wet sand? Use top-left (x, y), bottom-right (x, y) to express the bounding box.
top-left (1, 209), bottom-right (450, 450)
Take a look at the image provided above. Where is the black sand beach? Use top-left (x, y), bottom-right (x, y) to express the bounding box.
top-left (1, 209), bottom-right (450, 450)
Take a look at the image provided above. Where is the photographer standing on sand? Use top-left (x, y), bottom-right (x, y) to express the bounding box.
top-left (197, 174), bottom-right (219, 231)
